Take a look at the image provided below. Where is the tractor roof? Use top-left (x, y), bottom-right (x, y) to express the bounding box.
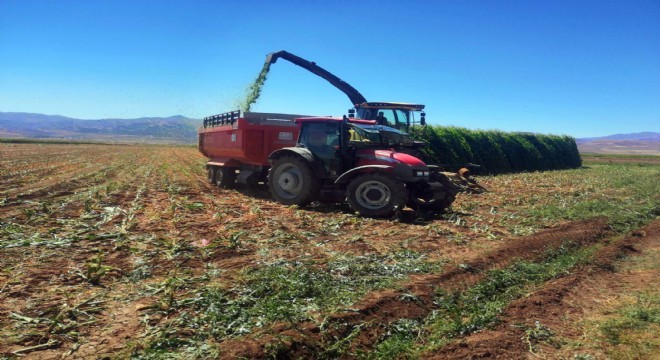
top-left (295, 117), bottom-right (377, 125)
top-left (357, 102), bottom-right (425, 111)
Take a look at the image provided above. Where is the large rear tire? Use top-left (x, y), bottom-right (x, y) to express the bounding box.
top-left (268, 156), bottom-right (319, 206)
top-left (346, 173), bottom-right (407, 217)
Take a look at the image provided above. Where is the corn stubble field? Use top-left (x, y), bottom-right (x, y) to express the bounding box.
top-left (0, 142), bottom-right (658, 359)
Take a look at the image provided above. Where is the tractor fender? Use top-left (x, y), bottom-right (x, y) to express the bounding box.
top-left (268, 147), bottom-right (328, 178)
top-left (268, 147), bottom-right (315, 164)
top-left (334, 165), bottom-right (393, 185)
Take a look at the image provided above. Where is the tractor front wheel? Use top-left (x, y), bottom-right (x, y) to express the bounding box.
top-left (268, 156), bottom-right (319, 206)
top-left (346, 173), bottom-right (407, 217)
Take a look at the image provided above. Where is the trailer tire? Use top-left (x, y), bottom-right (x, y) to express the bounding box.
top-left (268, 156), bottom-right (319, 206)
top-left (216, 167), bottom-right (236, 188)
top-left (347, 173), bottom-right (407, 217)
top-left (207, 167), bottom-right (216, 184)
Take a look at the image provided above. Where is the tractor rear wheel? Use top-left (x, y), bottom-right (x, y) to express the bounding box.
top-left (216, 167), bottom-right (237, 188)
top-left (346, 173), bottom-right (407, 217)
top-left (268, 156), bottom-right (319, 206)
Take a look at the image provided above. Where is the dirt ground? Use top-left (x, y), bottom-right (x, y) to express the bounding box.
top-left (430, 220), bottom-right (659, 359)
top-left (1, 143), bottom-right (657, 358)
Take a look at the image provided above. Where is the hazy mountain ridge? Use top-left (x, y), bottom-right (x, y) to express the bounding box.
top-left (0, 112), bottom-right (200, 143)
top-left (576, 132), bottom-right (659, 155)
top-left (2, 112), bottom-right (658, 154)
top-left (577, 132), bottom-right (660, 143)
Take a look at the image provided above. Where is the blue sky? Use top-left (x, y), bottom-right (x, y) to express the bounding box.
top-left (1, 0), bottom-right (658, 137)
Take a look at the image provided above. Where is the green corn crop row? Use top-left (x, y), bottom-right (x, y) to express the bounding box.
top-left (409, 125), bottom-right (582, 174)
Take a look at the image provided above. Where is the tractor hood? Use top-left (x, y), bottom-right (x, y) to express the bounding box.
top-left (356, 149), bottom-right (426, 167)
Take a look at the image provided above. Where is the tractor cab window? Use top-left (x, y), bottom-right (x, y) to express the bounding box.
top-left (349, 124), bottom-right (380, 143)
top-left (373, 109), bottom-right (410, 130)
top-left (350, 124), bottom-right (415, 147)
top-left (299, 122), bottom-right (340, 161)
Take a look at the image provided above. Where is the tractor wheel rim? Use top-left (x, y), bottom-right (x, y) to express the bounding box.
top-left (275, 164), bottom-right (303, 199)
top-left (355, 180), bottom-right (390, 209)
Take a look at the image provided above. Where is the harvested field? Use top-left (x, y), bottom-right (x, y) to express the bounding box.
top-left (581, 154), bottom-right (660, 165)
top-left (0, 143), bottom-right (658, 359)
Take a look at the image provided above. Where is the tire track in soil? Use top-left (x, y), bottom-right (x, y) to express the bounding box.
top-left (428, 219), bottom-right (660, 360)
top-left (222, 217), bottom-right (612, 358)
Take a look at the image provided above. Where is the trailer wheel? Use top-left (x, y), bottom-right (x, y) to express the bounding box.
top-left (216, 167), bottom-right (236, 188)
top-left (268, 156), bottom-right (319, 206)
top-left (346, 173), bottom-right (407, 217)
top-left (207, 167), bottom-right (216, 184)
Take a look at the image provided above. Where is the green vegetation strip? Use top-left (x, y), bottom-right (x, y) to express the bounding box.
top-left (599, 293), bottom-right (659, 346)
top-left (133, 251), bottom-right (441, 357)
top-left (369, 243), bottom-right (596, 359)
top-left (521, 163), bottom-right (659, 233)
top-left (410, 125), bottom-right (581, 174)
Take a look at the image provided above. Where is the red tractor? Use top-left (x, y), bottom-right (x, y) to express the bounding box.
top-left (268, 116), bottom-right (464, 217)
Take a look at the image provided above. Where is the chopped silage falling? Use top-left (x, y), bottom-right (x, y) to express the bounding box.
top-left (240, 62), bottom-right (272, 112)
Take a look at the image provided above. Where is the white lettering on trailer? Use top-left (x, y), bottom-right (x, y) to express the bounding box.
top-left (278, 132), bottom-right (293, 140)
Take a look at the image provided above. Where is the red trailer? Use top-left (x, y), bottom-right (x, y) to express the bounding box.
top-left (198, 111), bottom-right (307, 186)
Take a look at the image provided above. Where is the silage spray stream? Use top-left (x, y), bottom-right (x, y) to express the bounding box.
top-left (240, 62), bottom-right (272, 112)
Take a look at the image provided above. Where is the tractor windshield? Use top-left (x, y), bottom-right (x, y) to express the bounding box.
top-left (356, 108), bottom-right (411, 130)
top-left (349, 124), bottom-right (415, 148)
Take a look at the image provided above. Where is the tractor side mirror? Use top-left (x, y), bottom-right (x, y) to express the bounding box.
top-left (348, 108), bottom-right (355, 118)
top-left (420, 112), bottom-right (426, 126)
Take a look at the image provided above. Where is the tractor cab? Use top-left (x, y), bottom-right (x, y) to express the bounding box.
top-left (350, 102), bottom-right (426, 132)
top-left (295, 117), bottom-right (427, 177)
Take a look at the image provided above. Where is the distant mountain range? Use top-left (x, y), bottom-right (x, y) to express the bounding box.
top-left (576, 132), bottom-right (659, 155)
top-left (0, 112), bottom-right (200, 143)
top-left (1, 112), bottom-right (658, 154)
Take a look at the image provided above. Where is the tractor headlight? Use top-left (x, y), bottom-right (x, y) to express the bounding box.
top-left (414, 170), bottom-right (430, 177)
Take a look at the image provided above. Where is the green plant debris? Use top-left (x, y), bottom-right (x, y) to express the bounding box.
top-left (239, 62), bottom-right (272, 112)
top-left (370, 243), bottom-right (595, 357)
top-left (599, 292), bottom-right (659, 346)
top-left (9, 294), bottom-right (106, 348)
top-left (523, 321), bottom-right (562, 356)
top-left (2, 143), bottom-right (657, 359)
top-left (135, 251), bottom-right (439, 355)
top-left (78, 254), bottom-right (113, 285)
